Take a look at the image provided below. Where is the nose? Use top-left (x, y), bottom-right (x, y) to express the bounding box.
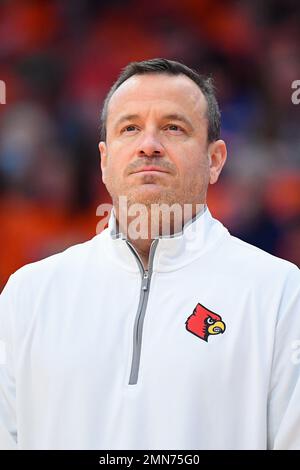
top-left (136, 131), bottom-right (165, 158)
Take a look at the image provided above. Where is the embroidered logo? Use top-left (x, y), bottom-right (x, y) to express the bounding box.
top-left (186, 303), bottom-right (226, 342)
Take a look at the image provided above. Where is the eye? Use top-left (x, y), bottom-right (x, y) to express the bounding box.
top-left (206, 317), bottom-right (214, 325)
top-left (121, 125), bottom-right (138, 133)
top-left (165, 124), bottom-right (183, 132)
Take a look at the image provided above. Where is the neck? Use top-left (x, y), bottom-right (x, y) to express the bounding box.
top-left (114, 202), bottom-right (206, 270)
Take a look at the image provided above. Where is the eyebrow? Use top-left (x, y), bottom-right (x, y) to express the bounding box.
top-left (113, 113), bottom-right (195, 131)
top-left (162, 113), bottom-right (194, 131)
top-left (113, 114), bottom-right (140, 130)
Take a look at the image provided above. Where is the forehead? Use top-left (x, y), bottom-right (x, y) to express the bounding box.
top-left (107, 73), bottom-right (207, 124)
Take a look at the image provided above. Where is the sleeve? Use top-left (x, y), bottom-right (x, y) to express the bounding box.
top-left (268, 265), bottom-right (300, 449)
top-left (0, 276), bottom-right (18, 450)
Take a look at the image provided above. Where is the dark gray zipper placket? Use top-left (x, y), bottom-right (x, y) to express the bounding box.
top-left (126, 238), bottom-right (159, 385)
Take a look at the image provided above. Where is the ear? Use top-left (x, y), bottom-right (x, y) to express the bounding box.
top-left (99, 141), bottom-right (108, 185)
top-left (207, 139), bottom-right (227, 185)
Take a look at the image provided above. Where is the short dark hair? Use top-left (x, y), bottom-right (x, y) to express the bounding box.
top-left (100, 58), bottom-right (221, 143)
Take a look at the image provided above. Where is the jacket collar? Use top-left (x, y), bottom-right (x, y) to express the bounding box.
top-left (102, 203), bottom-right (228, 273)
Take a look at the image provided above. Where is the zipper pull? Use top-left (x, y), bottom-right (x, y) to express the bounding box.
top-left (142, 271), bottom-right (149, 291)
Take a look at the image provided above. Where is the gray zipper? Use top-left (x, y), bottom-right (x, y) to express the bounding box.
top-left (126, 238), bottom-right (159, 385)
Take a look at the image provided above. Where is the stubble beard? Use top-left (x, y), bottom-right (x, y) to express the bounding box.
top-left (108, 171), bottom-right (208, 238)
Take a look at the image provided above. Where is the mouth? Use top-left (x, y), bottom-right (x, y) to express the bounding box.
top-left (131, 166), bottom-right (169, 175)
top-left (213, 327), bottom-right (222, 333)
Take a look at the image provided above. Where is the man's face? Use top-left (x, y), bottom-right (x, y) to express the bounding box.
top-left (99, 73), bottom-right (226, 210)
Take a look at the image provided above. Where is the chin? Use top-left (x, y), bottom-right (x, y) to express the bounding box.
top-left (124, 185), bottom-right (159, 201)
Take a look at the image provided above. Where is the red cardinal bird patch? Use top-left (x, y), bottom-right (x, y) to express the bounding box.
top-left (186, 303), bottom-right (226, 342)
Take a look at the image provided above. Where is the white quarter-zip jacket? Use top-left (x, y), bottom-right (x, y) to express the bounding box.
top-left (0, 206), bottom-right (300, 450)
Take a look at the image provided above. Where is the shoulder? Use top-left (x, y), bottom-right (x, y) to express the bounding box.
top-left (6, 230), bottom-right (108, 292)
top-left (0, 230), bottom-right (111, 337)
top-left (218, 229), bottom-right (299, 286)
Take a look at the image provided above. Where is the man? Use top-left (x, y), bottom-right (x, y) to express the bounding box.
top-left (0, 58), bottom-right (300, 450)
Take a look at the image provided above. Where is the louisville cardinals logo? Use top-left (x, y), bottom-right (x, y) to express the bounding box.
top-left (186, 303), bottom-right (226, 342)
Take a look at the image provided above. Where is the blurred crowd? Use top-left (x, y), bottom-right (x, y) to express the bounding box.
top-left (0, 0), bottom-right (300, 290)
